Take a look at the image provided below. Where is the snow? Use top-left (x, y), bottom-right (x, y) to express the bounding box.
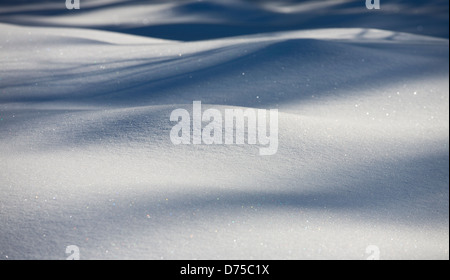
top-left (0, 0), bottom-right (448, 260)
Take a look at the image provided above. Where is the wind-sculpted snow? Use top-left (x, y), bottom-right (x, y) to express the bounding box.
top-left (0, 0), bottom-right (448, 259)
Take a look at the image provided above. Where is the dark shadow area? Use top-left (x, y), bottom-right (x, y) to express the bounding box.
top-left (0, 148), bottom-right (447, 259)
top-left (115, 0), bottom-right (450, 41)
top-left (0, 0), bottom-right (448, 40)
top-left (1, 35), bottom-right (447, 108)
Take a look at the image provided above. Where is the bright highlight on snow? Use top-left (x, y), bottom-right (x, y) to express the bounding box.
top-left (170, 101), bottom-right (279, 156)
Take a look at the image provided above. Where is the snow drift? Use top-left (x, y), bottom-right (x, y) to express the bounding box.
top-left (0, 0), bottom-right (448, 259)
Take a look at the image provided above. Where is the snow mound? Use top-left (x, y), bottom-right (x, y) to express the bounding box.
top-left (0, 0), bottom-right (448, 260)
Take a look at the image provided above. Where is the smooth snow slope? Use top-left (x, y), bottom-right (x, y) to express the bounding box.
top-left (0, 0), bottom-right (448, 260)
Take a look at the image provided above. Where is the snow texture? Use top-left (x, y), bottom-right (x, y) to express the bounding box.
top-left (0, 0), bottom-right (448, 260)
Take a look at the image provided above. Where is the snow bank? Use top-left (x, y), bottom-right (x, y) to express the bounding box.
top-left (0, 0), bottom-right (448, 260)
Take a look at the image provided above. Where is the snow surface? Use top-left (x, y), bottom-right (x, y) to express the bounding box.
top-left (0, 0), bottom-right (448, 260)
